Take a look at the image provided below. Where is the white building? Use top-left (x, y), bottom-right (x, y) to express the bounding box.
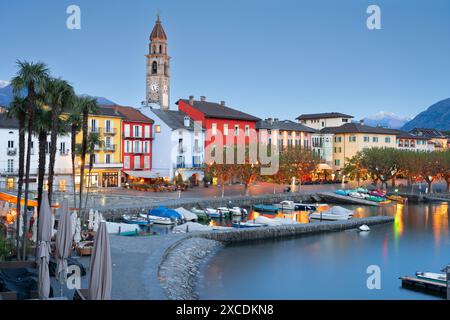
top-left (0, 114), bottom-right (73, 192)
top-left (140, 107), bottom-right (205, 183)
top-left (296, 112), bottom-right (354, 130)
top-left (312, 133), bottom-right (334, 167)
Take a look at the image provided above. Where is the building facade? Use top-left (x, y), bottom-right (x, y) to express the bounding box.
top-left (146, 15), bottom-right (170, 110)
top-left (409, 128), bottom-right (448, 151)
top-left (0, 114), bottom-right (72, 192)
top-left (143, 108), bottom-right (205, 182)
top-left (75, 106), bottom-right (123, 188)
top-left (256, 118), bottom-right (315, 149)
top-left (177, 96), bottom-right (260, 153)
top-left (296, 112), bottom-right (354, 130)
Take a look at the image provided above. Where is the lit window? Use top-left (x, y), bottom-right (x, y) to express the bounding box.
top-left (212, 123), bottom-right (217, 135)
top-left (155, 125), bottom-right (161, 133)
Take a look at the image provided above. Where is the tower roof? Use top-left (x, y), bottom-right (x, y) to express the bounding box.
top-left (150, 15), bottom-right (167, 41)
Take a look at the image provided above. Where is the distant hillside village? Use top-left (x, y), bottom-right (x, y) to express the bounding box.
top-left (0, 16), bottom-right (448, 193)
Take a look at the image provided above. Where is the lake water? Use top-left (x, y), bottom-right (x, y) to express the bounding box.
top-left (197, 202), bottom-right (450, 300)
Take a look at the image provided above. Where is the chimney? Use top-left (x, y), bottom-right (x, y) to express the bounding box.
top-left (359, 120), bottom-right (364, 126)
top-left (220, 101), bottom-right (226, 106)
top-left (189, 95), bottom-right (194, 106)
top-left (200, 96), bottom-right (206, 102)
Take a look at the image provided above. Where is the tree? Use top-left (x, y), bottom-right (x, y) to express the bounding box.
top-left (441, 151), bottom-right (450, 192)
top-left (359, 148), bottom-right (401, 190)
top-left (11, 60), bottom-right (49, 260)
top-left (278, 147), bottom-right (318, 191)
top-left (67, 97), bottom-right (83, 208)
top-left (82, 132), bottom-right (103, 211)
top-left (204, 161), bottom-right (236, 198)
top-left (342, 152), bottom-right (368, 186)
top-left (78, 97), bottom-right (99, 216)
top-left (6, 97), bottom-right (27, 259)
top-left (44, 78), bottom-right (74, 205)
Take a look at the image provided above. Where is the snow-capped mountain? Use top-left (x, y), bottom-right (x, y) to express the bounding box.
top-left (361, 111), bottom-right (411, 129)
top-left (0, 80), bottom-right (10, 89)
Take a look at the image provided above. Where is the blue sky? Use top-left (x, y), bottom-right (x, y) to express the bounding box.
top-left (1, 0), bottom-right (450, 120)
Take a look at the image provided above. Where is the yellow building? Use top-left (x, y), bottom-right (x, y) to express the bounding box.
top-left (75, 106), bottom-right (124, 188)
top-left (320, 123), bottom-right (398, 171)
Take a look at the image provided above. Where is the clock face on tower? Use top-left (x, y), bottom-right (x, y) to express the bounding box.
top-left (151, 82), bottom-right (160, 93)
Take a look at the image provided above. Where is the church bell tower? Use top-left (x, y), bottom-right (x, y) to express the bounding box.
top-left (146, 14), bottom-right (170, 109)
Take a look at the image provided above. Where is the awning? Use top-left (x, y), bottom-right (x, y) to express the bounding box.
top-left (0, 192), bottom-right (38, 207)
top-left (317, 163), bottom-right (333, 171)
top-left (124, 171), bottom-right (164, 179)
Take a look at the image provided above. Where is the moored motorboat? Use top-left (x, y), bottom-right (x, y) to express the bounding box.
top-left (309, 206), bottom-right (352, 221)
top-left (174, 207), bottom-right (198, 222)
top-left (415, 272), bottom-right (447, 284)
top-left (253, 204), bottom-right (279, 213)
top-left (387, 195), bottom-right (407, 203)
top-left (140, 214), bottom-right (174, 225)
top-left (122, 214), bottom-right (152, 226)
top-left (149, 206), bottom-right (184, 223)
top-left (274, 200), bottom-right (297, 210)
top-left (232, 220), bottom-right (268, 228)
top-left (358, 224), bottom-right (370, 232)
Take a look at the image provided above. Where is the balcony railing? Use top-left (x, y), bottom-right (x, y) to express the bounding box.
top-left (90, 127), bottom-right (101, 134)
top-left (103, 144), bottom-right (116, 152)
top-left (59, 150), bottom-right (69, 156)
top-left (7, 148), bottom-right (17, 156)
top-left (103, 127), bottom-right (117, 135)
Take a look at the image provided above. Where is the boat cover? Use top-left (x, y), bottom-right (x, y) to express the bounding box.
top-left (175, 208), bottom-right (198, 221)
top-left (149, 206), bottom-right (183, 220)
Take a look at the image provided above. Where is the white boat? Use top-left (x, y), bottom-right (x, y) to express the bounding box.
top-left (255, 216), bottom-right (283, 226)
top-left (274, 217), bottom-right (301, 225)
top-left (349, 192), bottom-right (366, 199)
top-left (309, 206), bottom-right (352, 221)
top-left (191, 207), bottom-right (222, 218)
top-left (105, 221), bottom-right (140, 234)
top-left (274, 200), bottom-right (298, 210)
top-left (416, 272), bottom-right (447, 284)
top-left (175, 207), bottom-right (198, 222)
top-left (139, 214), bottom-right (174, 225)
top-left (358, 224), bottom-right (370, 232)
top-left (173, 222), bottom-right (213, 233)
top-left (232, 220), bottom-right (268, 228)
top-left (217, 207), bottom-right (231, 214)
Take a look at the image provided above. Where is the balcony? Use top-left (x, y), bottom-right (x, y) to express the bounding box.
top-left (59, 150), bottom-right (70, 156)
top-left (103, 127), bottom-right (117, 135)
top-left (103, 144), bottom-right (116, 152)
top-left (7, 148), bottom-right (17, 156)
top-left (90, 127), bottom-right (101, 134)
top-left (178, 146), bottom-right (186, 154)
top-left (134, 149), bottom-right (144, 154)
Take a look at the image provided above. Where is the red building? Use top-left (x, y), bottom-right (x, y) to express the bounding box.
top-left (177, 96), bottom-right (260, 150)
top-left (111, 106), bottom-right (154, 177)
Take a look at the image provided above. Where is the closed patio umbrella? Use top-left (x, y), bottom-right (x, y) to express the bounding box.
top-left (88, 222), bottom-right (112, 300)
top-left (55, 199), bottom-right (73, 295)
top-left (37, 192), bottom-right (52, 299)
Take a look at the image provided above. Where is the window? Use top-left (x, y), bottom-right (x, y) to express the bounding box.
top-left (144, 156), bottom-right (150, 169)
top-left (60, 142), bottom-right (66, 155)
top-left (134, 156), bottom-right (141, 169)
top-left (234, 125), bottom-right (239, 136)
top-left (105, 154), bottom-right (111, 164)
top-left (334, 136), bottom-right (342, 143)
top-left (124, 156), bottom-right (130, 169)
top-left (125, 140), bottom-right (131, 153)
top-left (7, 140), bottom-right (14, 148)
top-left (7, 159), bottom-right (14, 173)
top-left (152, 61), bottom-right (157, 74)
top-left (372, 137), bottom-right (378, 143)
top-left (245, 125), bottom-right (250, 136)
top-left (105, 136), bottom-right (111, 148)
top-left (321, 121), bottom-right (325, 127)
top-left (363, 136), bottom-right (370, 142)
top-left (334, 159), bottom-right (341, 166)
top-left (59, 180), bottom-right (66, 192)
top-left (143, 141), bottom-right (149, 153)
top-left (124, 124), bottom-right (130, 137)
top-left (342, 118), bottom-right (348, 123)
top-left (349, 136), bottom-right (356, 142)
top-left (194, 139), bottom-right (200, 153)
top-left (134, 141), bottom-right (141, 153)
top-left (105, 120), bottom-right (112, 133)
top-left (155, 125), bottom-right (161, 133)
top-left (211, 123), bottom-right (217, 135)
top-left (223, 124), bottom-right (228, 136)
top-left (144, 125), bottom-right (151, 138)
top-left (134, 125), bottom-right (141, 138)
top-left (90, 119), bottom-right (97, 132)
top-left (385, 137), bottom-right (391, 143)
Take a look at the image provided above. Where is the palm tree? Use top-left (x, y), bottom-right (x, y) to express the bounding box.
top-left (78, 97), bottom-right (99, 218)
top-left (67, 98), bottom-right (83, 208)
top-left (82, 133), bottom-right (103, 211)
top-left (6, 97), bottom-right (27, 259)
top-left (10, 61), bottom-right (49, 260)
top-left (44, 78), bottom-right (74, 206)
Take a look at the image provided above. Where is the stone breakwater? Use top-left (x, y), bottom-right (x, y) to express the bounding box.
top-left (196, 216), bottom-right (394, 243)
top-left (156, 215), bottom-right (393, 300)
top-left (158, 237), bottom-right (223, 300)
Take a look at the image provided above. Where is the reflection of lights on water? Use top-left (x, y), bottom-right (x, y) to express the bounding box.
top-left (209, 220), bottom-right (216, 227)
top-left (432, 203), bottom-right (448, 246)
top-left (100, 196), bottom-right (106, 206)
top-left (394, 204), bottom-right (404, 241)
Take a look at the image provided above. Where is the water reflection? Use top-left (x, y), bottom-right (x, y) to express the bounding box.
top-left (198, 203), bottom-right (450, 300)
